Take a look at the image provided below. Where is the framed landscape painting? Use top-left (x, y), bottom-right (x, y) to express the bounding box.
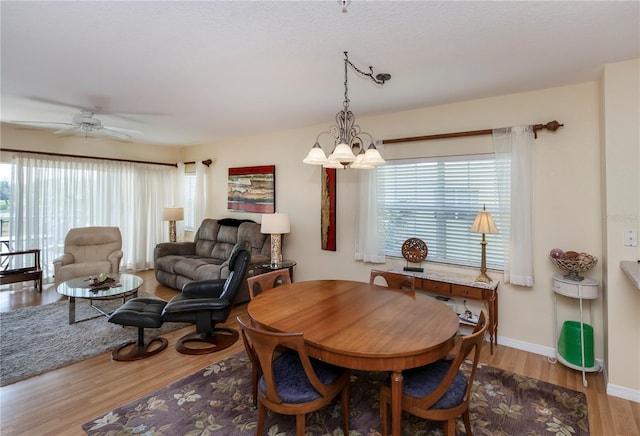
top-left (227, 165), bottom-right (275, 213)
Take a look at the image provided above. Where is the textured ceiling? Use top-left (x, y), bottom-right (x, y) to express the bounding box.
top-left (1, 1), bottom-right (638, 146)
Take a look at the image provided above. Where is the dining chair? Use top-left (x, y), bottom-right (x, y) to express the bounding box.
top-left (246, 268), bottom-right (291, 300)
top-left (369, 269), bottom-right (416, 293)
top-left (237, 315), bottom-right (350, 436)
top-left (379, 310), bottom-right (488, 436)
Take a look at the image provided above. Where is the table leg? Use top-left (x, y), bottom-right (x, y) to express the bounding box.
top-left (68, 296), bottom-right (76, 324)
top-left (391, 370), bottom-right (403, 436)
top-left (489, 293), bottom-right (498, 354)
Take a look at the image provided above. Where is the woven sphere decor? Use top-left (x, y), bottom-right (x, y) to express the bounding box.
top-left (549, 249), bottom-right (597, 281)
top-left (402, 238), bottom-right (428, 264)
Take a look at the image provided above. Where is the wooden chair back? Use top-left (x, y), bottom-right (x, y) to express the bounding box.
top-left (380, 310), bottom-right (488, 436)
top-left (237, 315), bottom-right (350, 436)
top-left (369, 269), bottom-right (415, 293)
top-left (246, 268), bottom-right (291, 300)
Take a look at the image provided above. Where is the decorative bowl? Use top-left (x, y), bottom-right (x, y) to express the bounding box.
top-left (88, 273), bottom-right (111, 286)
top-left (549, 252), bottom-right (597, 281)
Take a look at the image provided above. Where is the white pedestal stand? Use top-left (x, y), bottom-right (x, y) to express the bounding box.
top-left (551, 275), bottom-right (600, 387)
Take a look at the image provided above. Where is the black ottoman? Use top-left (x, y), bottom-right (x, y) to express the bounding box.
top-left (108, 298), bottom-right (169, 361)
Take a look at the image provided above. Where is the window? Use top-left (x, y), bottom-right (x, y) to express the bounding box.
top-left (376, 154), bottom-right (508, 270)
top-left (184, 172), bottom-right (196, 230)
top-left (0, 163), bottom-right (11, 247)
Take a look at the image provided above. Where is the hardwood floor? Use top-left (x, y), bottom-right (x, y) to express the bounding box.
top-left (1, 270), bottom-right (638, 435)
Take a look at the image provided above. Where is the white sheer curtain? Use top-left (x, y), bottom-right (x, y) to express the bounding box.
top-left (176, 162), bottom-right (186, 241)
top-left (355, 141), bottom-right (386, 263)
top-left (493, 125), bottom-right (535, 286)
top-left (193, 161), bottom-right (207, 227)
top-left (9, 152), bottom-right (175, 280)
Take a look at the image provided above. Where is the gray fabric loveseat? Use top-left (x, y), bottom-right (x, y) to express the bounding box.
top-left (154, 218), bottom-right (270, 303)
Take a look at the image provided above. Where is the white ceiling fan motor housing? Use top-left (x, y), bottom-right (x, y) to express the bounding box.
top-left (73, 112), bottom-right (102, 127)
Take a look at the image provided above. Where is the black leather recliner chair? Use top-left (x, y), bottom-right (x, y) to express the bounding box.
top-left (161, 241), bottom-right (252, 354)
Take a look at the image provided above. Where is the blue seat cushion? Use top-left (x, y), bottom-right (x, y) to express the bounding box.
top-left (258, 350), bottom-right (344, 404)
top-left (397, 360), bottom-right (468, 409)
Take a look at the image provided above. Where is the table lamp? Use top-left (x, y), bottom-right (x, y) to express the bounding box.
top-left (469, 205), bottom-right (499, 283)
top-left (261, 213), bottom-right (290, 267)
top-left (163, 207), bottom-right (184, 243)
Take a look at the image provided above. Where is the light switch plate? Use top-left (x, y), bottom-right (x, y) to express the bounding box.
top-left (624, 230), bottom-right (638, 247)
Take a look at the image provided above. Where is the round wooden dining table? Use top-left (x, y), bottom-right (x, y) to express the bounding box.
top-left (247, 279), bottom-right (460, 436)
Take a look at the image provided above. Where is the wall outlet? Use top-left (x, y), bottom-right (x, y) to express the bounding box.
top-left (624, 230), bottom-right (638, 247)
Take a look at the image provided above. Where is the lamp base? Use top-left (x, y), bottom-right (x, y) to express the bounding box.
top-left (270, 233), bottom-right (282, 268)
top-left (168, 221), bottom-right (177, 243)
top-left (474, 272), bottom-right (493, 283)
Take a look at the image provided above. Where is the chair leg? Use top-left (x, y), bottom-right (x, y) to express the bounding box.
top-left (257, 402), bottom-right (266, 435)
top-left (463, 410), bottom-right (473, 435)
top-left (295, 414), bottom-right (305, 436)
top-left (443, 418), bottom-right (457, 436)
top-left (111, 327), bottom-right (168, 361)
top-left (175, 327), bottom-right (239, 355)
top-left (251, 365), bottom-right (258, 406)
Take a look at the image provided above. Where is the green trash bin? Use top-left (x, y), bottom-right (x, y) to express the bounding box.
top-left (558, 320), bottom-right (594, 367)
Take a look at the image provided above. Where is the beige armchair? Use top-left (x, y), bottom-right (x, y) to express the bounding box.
top-left (53, 227), bottom-right (123, 285)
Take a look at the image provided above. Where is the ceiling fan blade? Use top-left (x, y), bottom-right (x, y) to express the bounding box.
top-left (54, 126), bottom-right (81, 135)
top-left (11, 120), bottom-right (73, 127)
top-left (98, 127), bottom-right (132, 140)
top-left (27, 96), bottom-right (170, 118)
top-left (27, 96), bottom-right (86, 109)
top-left (103, 125), bottom-right (144, 135)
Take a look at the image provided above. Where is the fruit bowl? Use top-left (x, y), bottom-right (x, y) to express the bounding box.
top-left (549, 251), bottom-right (597, 281)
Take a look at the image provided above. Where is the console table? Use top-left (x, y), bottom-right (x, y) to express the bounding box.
top-left (0, 249), bottom-right (42, 291)
top-left (394, 269), bottom-right (499, 354)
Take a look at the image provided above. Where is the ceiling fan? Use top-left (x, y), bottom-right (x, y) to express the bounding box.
top-left (12, 110), bottom-right (144, 140)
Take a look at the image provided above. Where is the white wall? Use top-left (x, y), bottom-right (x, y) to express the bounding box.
top-left (602, 58), bottom-right (640, 400)
top-left (184, 81), bottom-right (605, 358)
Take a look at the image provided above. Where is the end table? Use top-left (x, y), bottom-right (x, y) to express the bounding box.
top-left (254, 260), bottom-right (297, 281)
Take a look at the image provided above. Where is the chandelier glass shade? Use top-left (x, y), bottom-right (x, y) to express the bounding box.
top-left (303, 52), bottom-right (390, 170)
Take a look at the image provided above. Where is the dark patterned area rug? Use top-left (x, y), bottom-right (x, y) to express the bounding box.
top-left (83, 351), bottom-right (588, 435)
top-left (0, 293), bottom-right (188, 386)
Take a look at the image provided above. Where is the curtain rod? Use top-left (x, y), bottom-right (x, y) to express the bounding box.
top-left (0, 149), bottom-right (212, 167)
top-left (382, 120), bottom-right (563, 144)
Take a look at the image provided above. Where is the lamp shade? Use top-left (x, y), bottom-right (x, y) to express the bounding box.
top-left (470, 207), bottom-right (498, 234)
top-left (328, 142), bottom-right (356, 163)
top-left (361, 143), bottom-right (385, 166)
top-left (261, 213), bottom-right (290, 234)
top-left (303, 142), bottom-right (329, 165)
top-left (163, 207), bottom-right (184, 222)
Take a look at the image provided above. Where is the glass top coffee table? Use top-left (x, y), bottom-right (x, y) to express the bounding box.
top-left (56, 273), bottom-right (143, 324)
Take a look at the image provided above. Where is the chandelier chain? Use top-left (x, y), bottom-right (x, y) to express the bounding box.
top-left (343, 51), bottom-right (388, 86)
top-left (343, 53), bottom-right (350, 110)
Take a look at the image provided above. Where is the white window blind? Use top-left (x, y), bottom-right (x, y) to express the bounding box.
top-left (376, 154), bottom-right (509, 269)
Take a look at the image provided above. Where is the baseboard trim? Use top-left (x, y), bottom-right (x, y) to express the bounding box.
top-left (606, 383), bottom-right (640, 403)
top-left (496, 335), bottom-right (640, 403)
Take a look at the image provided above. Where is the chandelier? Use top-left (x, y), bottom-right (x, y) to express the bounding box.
top-left (303, 51), bottom-right (391, 170)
